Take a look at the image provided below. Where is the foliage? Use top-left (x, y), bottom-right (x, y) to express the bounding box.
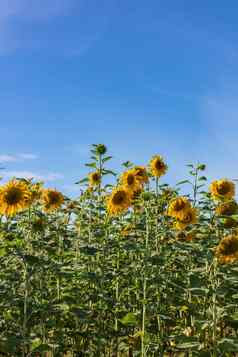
top-left (0, 144), bottom-right (238, 356)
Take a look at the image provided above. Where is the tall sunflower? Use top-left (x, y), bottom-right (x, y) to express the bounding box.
top-left (120, 169), bottom-right (141, 194)
top-left (0, 180), bottom-right (31, 216)
top-left (174, 207), bottom-right (198, 230)
top-left (210, 179), bottom-right (235, 201)
top-left (26, 182), bottom-right (43, 205)
top-left (149, 155), bottom-right (168, 178)
top-left (216, 200), bottom-right (238, 216)
top-left (88, 171), bottom-right (101, 187)
top-left (133, 166), bottom-right (149, 185)
top-left (42, 189), bottom-right (64, 212)
top-left (107, 187), bottom-right (131, 216)
top-left (168, 196), bottom-right (191, 220)
top-left (216, 234), bottom-right (238, 264)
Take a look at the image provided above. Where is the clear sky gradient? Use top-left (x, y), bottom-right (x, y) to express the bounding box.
top-left (1, 1), bottom-right (238, 195)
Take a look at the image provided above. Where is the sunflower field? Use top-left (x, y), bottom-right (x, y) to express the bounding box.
top-left (0, 144), bottom-right (238, 356)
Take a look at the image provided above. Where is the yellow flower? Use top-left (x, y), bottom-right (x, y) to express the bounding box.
top-left (216, 200), bottom-right (238, 216)
top-left (216, 234), bottom-right (238, 264)
top-left (222, 217), bottom-right (238, 229)
top-left (88, 171), bottom-right (101, 186)
top-left (176, 230), bottom-right (197, 241)
top-left (133, 166), bottom-right (149, 184)
top-left (174, 207), bottom-right (198, 230)
top-left (149, 155), bottom-right (168, 178)
top-left (32, 217), bottom-right (46, 233)
top-left (107, 187), bottom-right (131, 216)
top-left (168, 196), bottom-right (191, 220)
top-left (120, 169), bottom-right (141, 194)
top-left (0, 180), bottom-right (31, 216)
top-left (121, 224), bottom-right (134, 237)
top-left (42, 189), bottom-right (64, 212)
top-left (26, 182), bottom-right (43, 205)
top-left (210, 179), bottom-right (235, 201)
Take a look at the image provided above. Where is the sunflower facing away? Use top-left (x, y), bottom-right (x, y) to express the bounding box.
top-left (176, 230), bottom-right (196, 241)
top-left (107, 187), bottom-right (131, 216)
top-left (149, 155), bottom-right (168, 178)
top-left (88, 171), bottom-right (101, 187)
top-left (0, 180), bottom-right (30, 216)
top-left (133, 166), bottom-right (149, 185)
top-left (210, 179), bottom-right (235, 201)
top-left (26, 182), bottom-right (43, 205)
top-left (168, 196), bottom-right (191, 220)
top-left (216, 234), bottom-right (238, 264)
top-left (42, 189), bottom-right (64, 212)
top-left (222, 217), bottom-right (238, 229)
top-left (120, 169), bottom-right (141, 194)
top-left (174, 207), bottom-right (198, 230)
top-left (216, 200), bottom-right (238, 216)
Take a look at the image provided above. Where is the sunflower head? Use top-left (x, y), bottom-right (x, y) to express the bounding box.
top-left (26, 182), bottom-right (43, 205)
top-left (176, 230), bottom-right (197, 241)
top-left (88, 171), bottom-right (101, 187)
top-left (120, 169), bottom-right (141, 194)
top-left (95, 144), bottom-right (107, 155)
top-left (222, 217), bottom-right (238, 229)
top-left (174, 207), bottom-right (198, 230)
top-left (216, 200), bottom-right (238, 216)
top-left (0, 180), bottom-right (31, 216)
top-left (32, 217), bottom-right (46, 233)
top-left (168, 196), bottom-right (191, 219)
top-left (216, 234), bottom-right (238, 264)
top-left (121, 224), bottom-right (134, 237)
top-left (210, 179), bottom-right (235, 201)
top-left (107, 187), bottom-right (131, 216)
top-left (42, 189), bottom-right (64, 212)
top-left (133, 166), bottom-right (149, 184)
top-left (149, 155), bottom-right (168, 178)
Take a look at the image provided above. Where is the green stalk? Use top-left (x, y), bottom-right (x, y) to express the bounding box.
top-left (211, 259), bottom-right (218, 354)
top-left (115, 250), bottom-right (120, 357)
top-left (22, 264), bottom-right (28, 357)
top-left (141, 277), bottom-right (147, 357)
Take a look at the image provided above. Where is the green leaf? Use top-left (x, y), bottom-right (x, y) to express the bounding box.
top-left (85, 162), bottom-right (97, 168)
top-left (176, 180), bottom-right (191, 186)
top-left (198, 176), bottom-right (207, 181)
top-left (119, 312), bottom-right (137, 327)
top-left (75, 177), bottom-right (89, 184)
top-left (102, 156), bottom-right (112, 163)
top-left (218, 338), bottom-right (238, 352)
top-left (31, 344), bottom-right (50, 352)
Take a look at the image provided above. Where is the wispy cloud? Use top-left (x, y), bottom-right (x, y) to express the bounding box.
top-left (0, 153), bottom-right (38, 163)
top-left (2, 170), bottom-right (63, 182)
top-left (0, 0), bottom-right (112, 55)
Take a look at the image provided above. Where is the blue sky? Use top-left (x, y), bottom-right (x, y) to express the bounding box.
top-left (1, 0), bottom-right (238, 195)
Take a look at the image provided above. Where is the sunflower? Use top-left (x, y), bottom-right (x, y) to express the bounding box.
top-left (210, 179), bottom-right (235, 201)
top-left (176, 230), bottom-right (197, 241)
top-left (174, 207), bottom-right (198, 230)
top-left (42, 189), bottom-right (64, 212)
top-left (88, 171), bottom-right (101, 187)
top-left (32, 217), bottom-right (46, 233)
top-left (121, 224), bottom-right (134, 237)
top-left (216, 234), bottom-right (238, 264)
top-left (133, 166), bottom-right (149, 184)
top-left (26, 182), bottom-right (43, 205)
top-left (222, 217), bottom-right (238, 229)
top-left (107, 187), bottom-right (131, 216)
top-left (120, 169), bottom-right (141, 194)
top-left (216, 200), bottom-right (238, 216)
top-left (149, 155), bottom-right (168, 178)
top-left (0, 180), bottom-right (31, 216)
top-left (168, 196), bottom-right (191, 220)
